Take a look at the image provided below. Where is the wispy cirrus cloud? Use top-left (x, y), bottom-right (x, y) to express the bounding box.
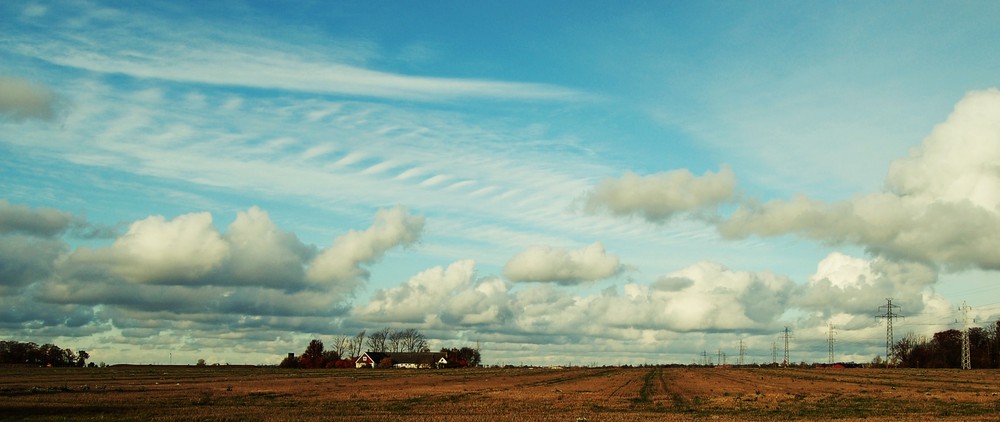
top-left (11, 3), bottom-right (586, 103)
top-left (44, 50), bottom-right (587, 102)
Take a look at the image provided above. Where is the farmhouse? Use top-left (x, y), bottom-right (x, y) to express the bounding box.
top-left (355, 352), bottom-right (448, 369)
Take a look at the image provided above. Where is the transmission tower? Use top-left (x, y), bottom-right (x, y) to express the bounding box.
top-left (877, 298), bottom-right (903, 366)
top-left (771, 340), bottom-right (777, 365)
top-left (960, 302), bottom-right (972, 370)
top-left (782, 327), bottom-right (792, 366)
top-left (738, 339), bottom-right (746, 366)
top-left (827, 323), bottom-right (837, 364)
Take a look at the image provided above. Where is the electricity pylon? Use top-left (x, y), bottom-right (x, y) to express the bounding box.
top-left (960, 302), bottom-right (972, 370)
top-left (877, 298), bottom-right (902, 367)
top-left (782, 327), bottom-right (792, 367)
top-left (827, 323), bottom-right (837, 364)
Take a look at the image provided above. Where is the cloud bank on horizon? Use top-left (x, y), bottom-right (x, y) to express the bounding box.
top-left (2, 1), bottom-right (1000, 365)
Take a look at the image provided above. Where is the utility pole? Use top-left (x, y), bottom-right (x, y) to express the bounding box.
top-left (827, 323), bottom-right (836, 364)
top-left (877, 298), bottom-right (902, 367)
top-left (738, 339), bottom-right (746, 366)
top-left (960, 302), bottom-right (972, 370)
top-left (782, 327), bottom-right (792, 367)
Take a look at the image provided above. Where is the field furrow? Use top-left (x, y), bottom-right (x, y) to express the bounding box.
top-left (2, 366), bottom-right (1000, 421)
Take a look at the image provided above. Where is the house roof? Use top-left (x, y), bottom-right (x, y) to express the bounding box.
top-left (387, 352), bottom-right (446, 365)
top-left (355, 351), bottom-right (446, 365)
top-left (356, 352), bottom-right (387, 363)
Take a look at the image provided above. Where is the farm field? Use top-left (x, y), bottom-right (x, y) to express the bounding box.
top-left (1, 366), bottom-right (999, 421)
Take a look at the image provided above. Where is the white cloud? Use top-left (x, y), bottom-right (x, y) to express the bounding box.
top-left (17, 4), bottom-right (585, 104)
top-left (443, 276), bottom-right (511, 326)
top-left (886, 88), bottom-right (1000, 209)
top-left (23, 204), bottom-right (423, 327)
top-left (584, 166), bottom-right (736, 222)
top-left (69, 212), bottom-right (230, 284)
top-left (719, 89), bottom-right (1000, 270)
top-left (358, 257), bottom-right (796, 340)
top-left (503, 242), bottom-right (623, 284)
top-left (0, 77), bottom-right (63, 122)
top-left (1, 195), bottom-right (957, 365)
top-left (794, 252), bottom-right (938, 316)
top-left (306, 205), bottom-right (424, 291)
top-left (223, 206), bottom-right (313, 290)
top-left (356, 259), bottom-right (498, 324)
top-left (52, 54), bottom-right (584, 102)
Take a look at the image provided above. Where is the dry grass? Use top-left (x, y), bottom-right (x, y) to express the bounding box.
top-left (2, 366), bottom-right (999, 421)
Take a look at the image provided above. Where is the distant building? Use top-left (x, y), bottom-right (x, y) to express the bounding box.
top-left (355, 352), bottom-right (447, 369)
top-left (355, 352), bottom-right (387, 368)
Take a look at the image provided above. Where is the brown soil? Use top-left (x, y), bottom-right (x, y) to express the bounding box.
top-left (1, 366), bottom-right (998, 421)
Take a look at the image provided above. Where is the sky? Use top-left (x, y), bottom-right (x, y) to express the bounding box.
top-left (2, 0), bottom-right (1000, 366)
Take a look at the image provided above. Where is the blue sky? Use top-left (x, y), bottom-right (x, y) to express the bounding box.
top-left (3, 0), bottom-right (1000, 366)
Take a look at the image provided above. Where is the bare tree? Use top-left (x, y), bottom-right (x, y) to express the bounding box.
top-left (353, 330), bottom-right (366, 357)
top-left (366, 327), bottom-right (390, 353)
top-left (388, 329), bottom-right (404, 353)
top-left (332, 335), bottom-right (350, 358)
top-left (399, 328), bottom-right (428, 352)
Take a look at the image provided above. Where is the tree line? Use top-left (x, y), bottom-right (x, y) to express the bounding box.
top-left (892, 321), bottom-right (1000, 368)
top-left (0, 341), bottom-right (90, 367)
top-left (279, 328), bottom-right (480, 368)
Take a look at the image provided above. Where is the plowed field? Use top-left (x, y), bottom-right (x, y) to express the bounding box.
top-left (2, 366), bottom-right (999, 421)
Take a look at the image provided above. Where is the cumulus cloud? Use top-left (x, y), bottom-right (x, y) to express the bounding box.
top-left (21, 204), bottom-right (424, 332)
top-left (583, 166), bottom-right (736, 222)
top-left (0, 199), bottom-right (73, 237)
top-left (502, 242), bottom-right (623, 284)
top-left (223, 206), bottom-right (314, 290)
top-left (470, 261), bottom-right (796, 342)
top-left (306, 205), bottom-right (424, 290)
top-left (886, 88), bottom-right (1000, 208)
top-left (793, 252), bottom-right (938, 316)
top-left (355, 259), bottom-right (511, 325)
top-left (359, 258), bottom-right (801, 342)
top-left (0, 235), bottom-right (65, 295)
top-left (719, 89), bottom-right (1000, 270)
top-left (68, 212), bottom-right (230, 284)
top-left (628, 262), bottom-right (794, 331)
top-left (0, 76), bottom-right (64, 122)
